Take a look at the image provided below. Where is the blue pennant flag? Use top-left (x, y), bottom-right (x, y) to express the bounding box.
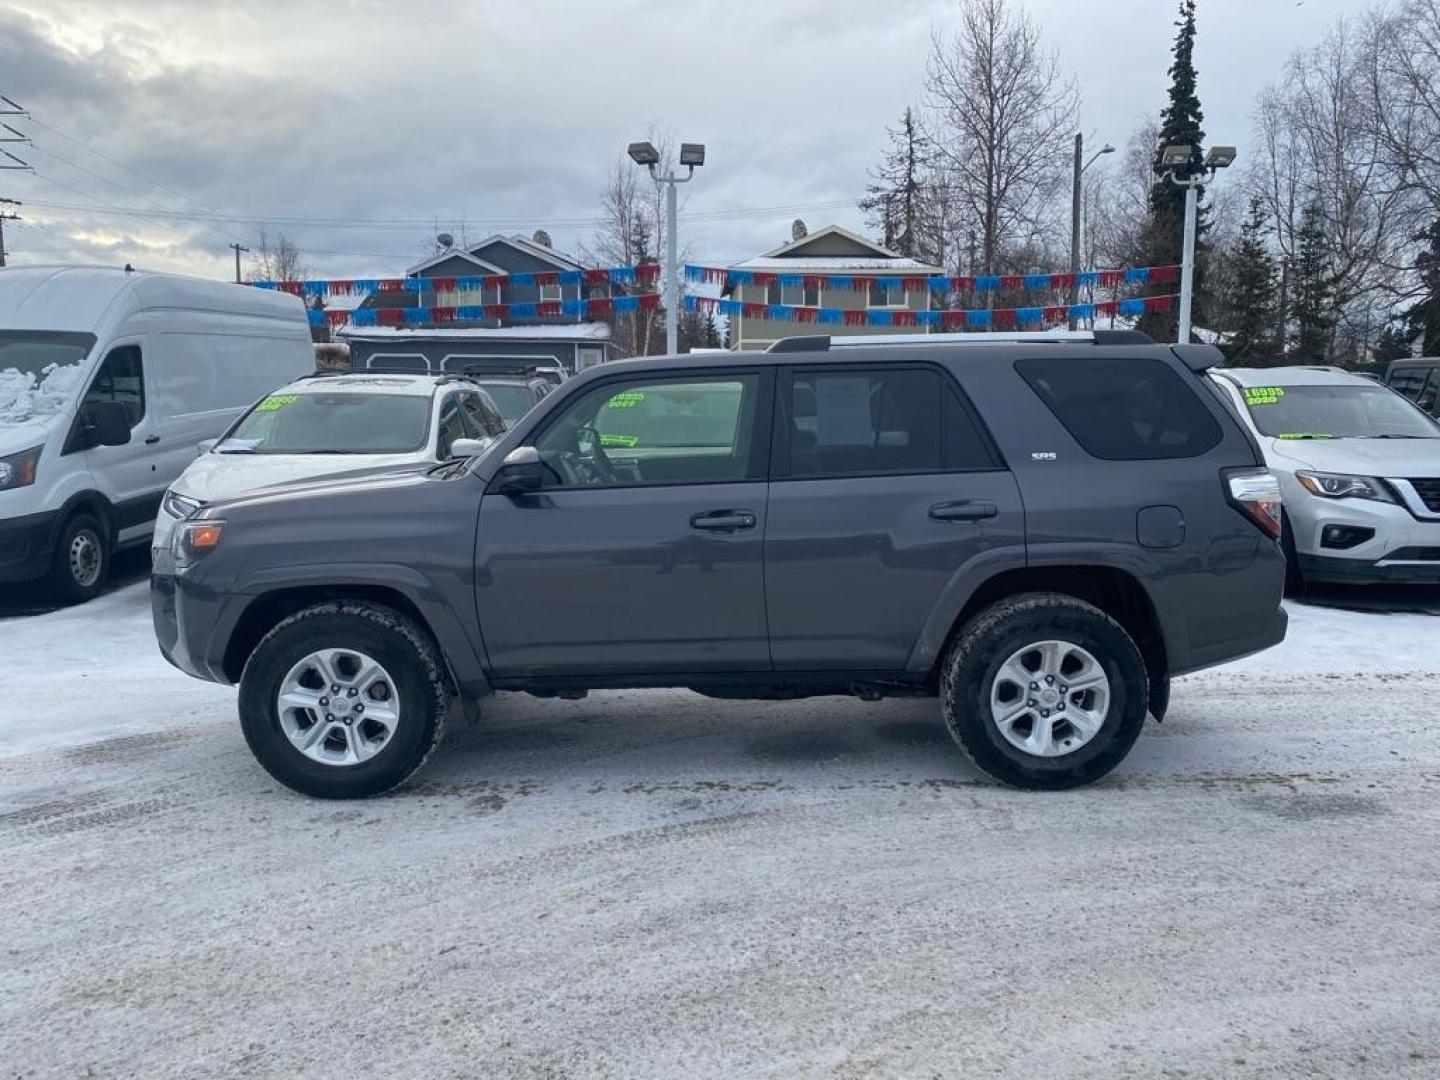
top-left (402, 307), bottom-right (427, 323)
top-left (776, 273), bottom-right (802, 287)
top-left (966, 309), bottom-right (992, 328)
top-left (613, 295), bottom-right (639, 313)
top-left (352, 279), bottom-right (379, 294)
top-left (718, 298), bottom-right (743, 317)
top-left (558, 270), bottom-right (582, 286)
top-left (1118, 297), bottom-right (1145, 317)
top-left (816, 308), bottom-right (843, 325)
top-left (306, 308), bottom-right (324, 326)
top-left (682, 295), bottom-right (698, 311)
top-left (457, 305), bottom-right (486, 320)
top-left (766, 303), bottom-right (791, 321)
top-left (866, 310), bottom-right (892, 326)
top-left (1076, 270), bottom-right (1099, 288)
top-left (683, 265), bottom-right (705, 282)
top-left (351, 308), bottom-right (377, 326)
top-left (302, 280), bottom-right (326, 296)
top-left (510, 272), bottom-right (535, 286)
top-left (916, 310), bottom-right (941, 327)
top-left (1124, 267), bottom-right (1150, 285)
top-left (975, 275), bottom-right (1001, 292)
top-left (561, 299), bottom-right (585, 318)
top-left (827, 275), bottom-right (853, 290)
top-left (727, 269), bottom-right (753, 286)
top-left (510, 302), bottom-right (537, 319)
top-left (1017, 306), bottom-right (1044, 324)
top-left (456, 276), bottom-right (484, 290)
top-left (1023, 274), bottom-right (1050, 290)
top-left (876, 276), bottom-right (902, 291)
top-left (609, 267), bottom-right (636, 284)
top-left (251, 280), bottom-right (277, 290)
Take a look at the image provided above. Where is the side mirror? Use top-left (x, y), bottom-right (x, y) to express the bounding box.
top-left (197, 438), bottom-right (218, 456)
top-left (448, 436), bottom-right (492, 460)
top-left (86, 401), bottom-right (132, 447)
top-left (492, 445), bottom-right (544, 495)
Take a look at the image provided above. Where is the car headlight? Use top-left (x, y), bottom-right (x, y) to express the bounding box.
top-left (172, 520), bottom-right (225, 571)
top-left (0, 445), bottom-right (42, 491)
top-left (1296, 471), bottom-right (1396, 503)
top-left (163, 490), bottom-right (204, 519)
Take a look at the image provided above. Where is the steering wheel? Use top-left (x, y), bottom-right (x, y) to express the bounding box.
top-left (569, 424), bottom-right (617, 484)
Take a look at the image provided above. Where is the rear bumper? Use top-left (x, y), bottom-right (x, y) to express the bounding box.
top-left (0, 509), bottom-right (57, 584)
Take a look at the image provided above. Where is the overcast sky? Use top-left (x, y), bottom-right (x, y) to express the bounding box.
top-left (0, 0), bottom-right (1377, 281)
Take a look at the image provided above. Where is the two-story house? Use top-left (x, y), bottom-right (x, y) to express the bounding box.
top-left (727, 225), bottom-right (944, 351)
top-left (342, 233), bottom-right (618, 374)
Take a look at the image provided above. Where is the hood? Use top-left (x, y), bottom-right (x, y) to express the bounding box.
top-left (1265, 436), bottom-right (1440, 477)
top-left (0, 417), bottom-right (60, 455)
top-left (173, 451), bottom-right (432, 504)
top-left (200, 460), bottom-right (444, 517)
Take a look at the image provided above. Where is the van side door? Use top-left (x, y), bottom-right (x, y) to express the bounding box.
top-left (69, 343), bottom-right (158, 543)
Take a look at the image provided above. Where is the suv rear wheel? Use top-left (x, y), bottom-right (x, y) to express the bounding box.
top-left (238, 601), bottom-right (449, 798)
top-left (940, 593), bottom-right (1149, 790)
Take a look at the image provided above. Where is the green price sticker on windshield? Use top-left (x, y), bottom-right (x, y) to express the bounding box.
top-left (599, 433), bottom-right (639, 448)
top-left (1243, 386), bottom-right (1285, 406)
top-left (256, 394), bottom-right (299, 412)
top-left (605, 390), bottom-right (646, 410)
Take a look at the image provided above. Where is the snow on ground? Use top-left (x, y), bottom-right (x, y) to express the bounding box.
top-left (4, 583), bottom-right (1440, 1077)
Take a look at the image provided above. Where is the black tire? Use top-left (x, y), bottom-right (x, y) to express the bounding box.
top-left (939, 592), bottom-right (1149, 790)
top-left (1280, 511), bottom-right (1307, 597)
top-left (47, 511), bottom-right (110, 604)
top-left (238, 601), bottom-right (450, 799)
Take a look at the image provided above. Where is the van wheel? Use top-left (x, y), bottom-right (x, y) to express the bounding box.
top-left (238, 601), bottom-right (450, 799)
top-left (939, 593), bottom-right (1149, 790)
top-left (48, 511), bottom-right (110, 604)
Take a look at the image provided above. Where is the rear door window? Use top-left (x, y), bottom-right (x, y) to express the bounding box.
top-left (1416, 369), bottom-right (1439, 415)
top-left (1017, 356), bottom-right (1222, 460)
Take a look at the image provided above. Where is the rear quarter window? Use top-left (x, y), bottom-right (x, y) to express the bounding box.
top-left (1016, 355), bottom-right (1223, 461)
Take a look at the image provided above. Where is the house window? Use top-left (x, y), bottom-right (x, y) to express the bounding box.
top-left (539, 282), bottom-right (562, 303)
top-left (867, 281), bottom-right (906, 308)
top-left (767, 281), bottom-right (821, 307)
top-left (766, 279), bottom-right (783, 305)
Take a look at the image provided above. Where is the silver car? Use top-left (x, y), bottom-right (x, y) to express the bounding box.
top-left (1212, 366), bottom-right (1440, 589)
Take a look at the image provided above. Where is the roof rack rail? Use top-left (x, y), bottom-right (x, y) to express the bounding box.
top-left (765, 329), bottom-right (1156, 352)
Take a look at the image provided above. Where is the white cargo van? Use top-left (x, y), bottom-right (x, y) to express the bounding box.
top-left (0, 266), bottom-right (313, 602)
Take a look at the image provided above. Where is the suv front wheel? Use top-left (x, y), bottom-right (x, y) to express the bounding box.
top-left (940, 593), bottom-right (1149, 790)
top-left (238, 601), bottom-right (450, 798)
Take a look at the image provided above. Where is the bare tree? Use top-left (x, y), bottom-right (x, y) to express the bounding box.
top-left (1252, 18), bottom-right (1418, 358)
top-left (1084, 116), bottom-right (1161, 269)
top-left (1365, 0), bottom-right (1440, 214)
top-left (247, 228), bottom-right (308, 282)
top-left (924, 0), bottom-right (1078, 274)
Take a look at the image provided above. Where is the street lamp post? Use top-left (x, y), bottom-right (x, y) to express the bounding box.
top-left (1160, 142), bottom-right (1236, 343)
top-left (628, 140), bottom-right (706, 355)
top-left (1069, 133), bottom-right (1114, 328)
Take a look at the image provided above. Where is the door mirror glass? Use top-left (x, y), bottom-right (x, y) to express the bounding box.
top-left (493, 445), bottom-right (545, 495)
top-left (85, 400), bottom-right (132, 447)
top-left (448, 436), bottom-right (491, 460)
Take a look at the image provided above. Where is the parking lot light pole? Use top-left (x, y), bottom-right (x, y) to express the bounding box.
top-left (1161, 143), bottom-right (1235, 343)
top-left (629, 140), bottom-right (705, 355)
top-left (1069, 134), bottom-right (1114, 328)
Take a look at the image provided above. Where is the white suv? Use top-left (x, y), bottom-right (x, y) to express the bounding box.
top-left (153, 372), bottom-right (505, 556)
top-left (1211, 366), bottom-right (1440, 589)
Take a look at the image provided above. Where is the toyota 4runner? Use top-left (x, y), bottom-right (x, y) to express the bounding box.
top-left (152, 331), bottom-right (1288, 798)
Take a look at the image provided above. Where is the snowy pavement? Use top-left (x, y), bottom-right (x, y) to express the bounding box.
top-left (4, 581), bottom-right (1440, 1077)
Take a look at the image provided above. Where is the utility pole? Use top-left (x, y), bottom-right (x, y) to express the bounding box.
top-left (0, 198), bottom-right (19, 268)
top-left (1069, 134), bottom-right (1114, 329)
top-left (229, 242), bottom-right (250, 283)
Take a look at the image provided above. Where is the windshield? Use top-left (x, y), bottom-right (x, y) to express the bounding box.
top-left (477, 383), bottom-right (536, 423)
top-left (219, 391), bottom-right (432, 454)
top-left (0, 331), bottom-right (96, 427)
top-left (1240, 383), bottom-right (1440, 439)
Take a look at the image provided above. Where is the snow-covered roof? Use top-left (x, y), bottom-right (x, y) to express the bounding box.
top-left (280, 373), bottom-right (445, 397)
top-left (337, 322), bottom-right (610, 342)
top-left (732, 255), bottom-right (943, 272)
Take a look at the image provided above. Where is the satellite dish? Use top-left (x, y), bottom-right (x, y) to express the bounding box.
top-left (791, 219), bottom-right (808, 241)
top-left (436, 232), bottom-right (454, 250)
top-left (532, 229), bottom-right (553, 248)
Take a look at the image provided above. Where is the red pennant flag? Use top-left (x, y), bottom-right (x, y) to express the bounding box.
top-left (1094, 300), bottom-right (1118, 317)
top-left (751, 272), bottom-right (775, 286)
top-left (277, 281), bottom-right (303, 295)
top-left (484, 303), bottom-right (506, 320)
top-left (1042, 305), bottom-right (1068, 323)
top-left (482, 275), bottom-right (504, 291)
top-left (430, 277), bottom-right (457, 293)
top-left (329, 279), bottom-right (353, 294)
top-left (1149, 265), bottom-right (1179, 284)
top-left (430, 306), bottom-right (456, 323)
top-left (586, 296), bottom-right (613, 316)
top-left (892, 309), bottom-right (917, 327)
top-left (537, 301), bottom-right (562, 318)
top-left (900, 276), bottom-right (927, 292)
top-left (378, 279), bottom-right (405, 292)
top-left (583, 268), bottom-right (609, 286)
top-left (1048, 273), bottom-right (1075, 290)
top-left (324, 309), bottom-right (350, 326)
top-left (794, 307), bottom-right (817, 324)
top-left (940, 310), bottom-right (966, 329)
top-left (636, 264), bottom-right (661, 282)
top-left (803, 275), bottom-right (824, 290)
top-left (999, 275), bottom-right (1024, 290)
top-left (949, 275), bottom-right (974, 292)
top-left (377, 307), bottom-right (405, 325)
top-left (1144, 294), bottom-right (1174, 312)
top-left (992, 308), bottom-right (1017, 329)
top-left (743, 303), bottom-right (766, 318)
top-left (843, 310), bottom-right (869, 326)
top-left (1097, 270), bottom-right (1123, 288)
top-left (638, 293), bottom-right (661, 311)
top-left (535, 272), bottom-right (559, 287)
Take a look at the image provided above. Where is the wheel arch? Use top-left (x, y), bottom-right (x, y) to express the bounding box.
top-left (50, 491), bottom-right (117, 545)
top-left (925, 565), bottom-right (1171, 719)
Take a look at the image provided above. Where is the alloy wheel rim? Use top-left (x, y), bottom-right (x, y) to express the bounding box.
top-left (69, 529), bottom-right (102, 588)
top-left (989, 639), bottom-right (1111, 758)
top-left (276, 649), bottom-right (401, 767)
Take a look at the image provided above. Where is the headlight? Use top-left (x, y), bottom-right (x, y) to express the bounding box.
top-left (0, 445), bottom-right (42, 491)
top-left (1296, 471), bottom-right (1396, 503)
top-left (172, 520), bottom-right (225, 571)
top-left (162, 490), bottom-right (204, 519)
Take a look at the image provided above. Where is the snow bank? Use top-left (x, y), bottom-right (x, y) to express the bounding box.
top-left (0, 361), bottom-right (87, 426)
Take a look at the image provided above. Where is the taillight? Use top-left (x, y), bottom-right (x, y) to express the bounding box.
top-left (1224, 468), bottom-right (1283, 540)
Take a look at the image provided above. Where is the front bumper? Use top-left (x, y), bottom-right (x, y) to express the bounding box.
top-left (0, 509), bottom-right (58, 584)
top-left (151, 569), bottom-right (242, 685)
top-left (1288, 486), bottom-right (1440, 584)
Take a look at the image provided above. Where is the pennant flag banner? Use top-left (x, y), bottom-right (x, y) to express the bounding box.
top-left (253, 263), bottom-right (661, 296)
top-left (308, 292), bottom-right (661, 328)
top-left (683, 292), bottom-right (1176, 329)
top-left (683, 262), bottom-right (1179, 294)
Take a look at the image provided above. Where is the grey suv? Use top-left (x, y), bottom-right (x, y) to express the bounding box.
top-left (152, 331), bottom-right (1288, 798)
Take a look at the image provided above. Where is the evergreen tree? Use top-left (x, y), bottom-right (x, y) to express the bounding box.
top-left (1139, 0), bottom-right (1206, 341)
top-left (1289, 203), bottom-right (1335, 362)
top-left (1374, 323), bottom-right (1414, 364)
top-left (1403, 215), bottom-right (1440, 356)
top-left (1226, 196), bottom-right (1280, 365)
top-left (859, 107), bottom-right (944, 264)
